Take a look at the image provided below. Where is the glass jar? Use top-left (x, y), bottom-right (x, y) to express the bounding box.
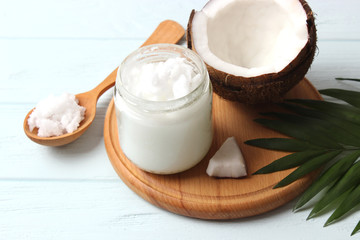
top-left (114, 44), bottom-right (213, 174)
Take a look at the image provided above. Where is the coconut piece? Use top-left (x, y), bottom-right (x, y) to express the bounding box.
top-left (206, 137), bottom-right (247, 178)
top-left (187, 0), bottom-right (317, 104)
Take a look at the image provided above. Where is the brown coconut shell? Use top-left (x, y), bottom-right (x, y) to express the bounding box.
top-left (187, 0), bottom-right (317, 104)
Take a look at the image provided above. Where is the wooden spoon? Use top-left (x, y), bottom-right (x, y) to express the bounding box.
top-left (24, 20), bottom-right (185, 146)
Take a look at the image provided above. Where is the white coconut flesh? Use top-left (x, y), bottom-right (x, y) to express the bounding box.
top-left (191, 0), bottom-right (309, 77)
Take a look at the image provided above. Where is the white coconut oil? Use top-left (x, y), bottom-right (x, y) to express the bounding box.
top-left (114, 44), bottom-right (213, 174)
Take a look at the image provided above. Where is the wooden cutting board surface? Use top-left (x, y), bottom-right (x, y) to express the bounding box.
top-left (104, 78), bottom-right (322, 219)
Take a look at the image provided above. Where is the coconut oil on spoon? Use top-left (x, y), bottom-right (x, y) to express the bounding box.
top-left (23, 20), bottom-right (185, 146)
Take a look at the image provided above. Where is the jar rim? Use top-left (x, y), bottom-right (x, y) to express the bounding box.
top-left (114, 43), bottom-right (210, 113)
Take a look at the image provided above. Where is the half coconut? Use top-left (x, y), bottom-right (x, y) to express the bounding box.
top-left (187, 0), bottom-right (317, 104)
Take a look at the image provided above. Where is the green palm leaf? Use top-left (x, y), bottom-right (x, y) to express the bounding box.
top-left (288, 99), bottom-right (360, 125)
top-left (254, 118), bottom-right (340, 148)
top-left (308, 160), bottom-right (360, 219)
top-left (279, 102), bottom-right (360, 140)
top-left (245, 84), bottom-right (360, 236)
top-left (274, 150), bottom-right (341, 188)
top-left (245, 138), bottom-right (320, 152)
top-left (325, 183), bottom-right (360, 226)
top-left (253, 150), bottom-right (327, 174)
top-left (261, 112), bottom-right (360, 147)
top-left (319, 89), bottom-right (360, 108)
top-left (351, 221), bottom-right (360, 236)
top-left (279, 103), bottom-right (360, 138)
top-left (335, 77), bottom-right (360, 82)
top-left (294, 150), bottom-right (360, 211)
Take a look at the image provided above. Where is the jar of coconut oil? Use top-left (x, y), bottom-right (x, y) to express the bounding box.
top-left (114, 44), bottom-right (213, 174)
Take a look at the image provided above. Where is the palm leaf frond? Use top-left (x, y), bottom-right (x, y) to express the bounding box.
top-left (335, 77), bottom-right (360, 82)
top-left (294, 150), bottom-right (360, 211)
top-left (274, 150), bottom-right (341, 188)
top-left (308, 160), bottom-right (360, 219)
top-left (288, 99), bottom-right (360, 125)
top-left (254, 118), bottom-right (340, 148)
top-left (245, 138), bottom-right (320, 152)
top-left (325, 184), bottom-right (360, 227)
top-left (351, 221), bottom-right (360, 236)
top-left (319, 89), bottom-right (360, 108)
top-left (245, 86), bottom-right (360, 236)
top-left (253, 150), bottom-right (327, 175)
top-left (280, 102), bottom-right (360, 140)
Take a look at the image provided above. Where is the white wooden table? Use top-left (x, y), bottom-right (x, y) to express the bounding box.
top-left (2, 0), bottom-right (360, 239)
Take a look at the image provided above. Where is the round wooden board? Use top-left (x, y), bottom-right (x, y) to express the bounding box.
top-left (104, 78), bottom-right (322, 219)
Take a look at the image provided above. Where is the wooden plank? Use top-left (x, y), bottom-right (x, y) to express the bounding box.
top-left (1, 39), bottom-right (360, 105)
top-left (1, 0), bottom-right (360, 239)
top-left (307, 40), bottom-right (360, 91)
top-left (0, 180), bottom-right (357, 240)
top-left (0, 39), bottom-right (139, 104)
top-left (0, 0), bottom-right (359, 40)
top-left (308, 0), bottom-right (360, 40)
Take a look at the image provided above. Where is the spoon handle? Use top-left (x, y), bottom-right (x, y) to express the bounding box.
top-left (140, 20), bottom-right (185, 47)
top-left (88, 20), bottom-right (185, 100)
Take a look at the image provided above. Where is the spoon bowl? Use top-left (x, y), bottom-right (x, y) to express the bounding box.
top-left (24, 20), bottom-right (185, 146)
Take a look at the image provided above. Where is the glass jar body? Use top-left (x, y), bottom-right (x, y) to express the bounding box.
top-left (114, 44), bottom-right (213, 174)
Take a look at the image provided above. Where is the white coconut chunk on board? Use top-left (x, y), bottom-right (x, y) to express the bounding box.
top-left (206, 137), bottom-right (247, 178)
